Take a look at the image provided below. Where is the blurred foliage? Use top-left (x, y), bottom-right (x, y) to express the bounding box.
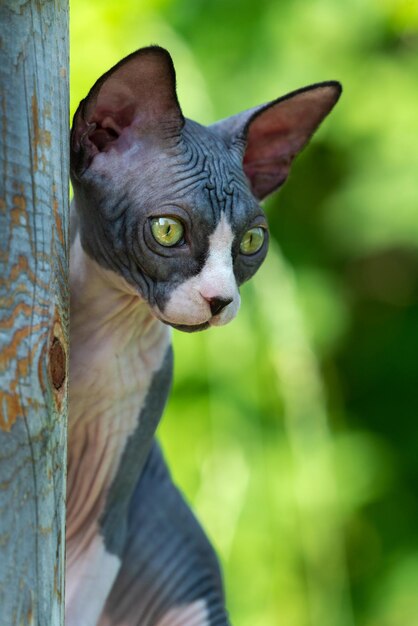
top-left (71, 1), bottom-right (418, 624)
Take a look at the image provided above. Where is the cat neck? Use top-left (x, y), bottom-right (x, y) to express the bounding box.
top-left (69, 233), bottom-right (164, 357)
top-left (67, 234), bottom-right (171, 556)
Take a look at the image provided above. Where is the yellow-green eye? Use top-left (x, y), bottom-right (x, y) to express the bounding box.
top-left (150, 216), bottom-right (184, 247)
top-left (240, 227), bottom-right (265, 255)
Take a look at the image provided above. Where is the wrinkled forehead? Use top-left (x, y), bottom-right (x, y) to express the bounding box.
top-left (117, 119), bottom-right (263, 230)
top-left (176, 119), bottom-right (261, 226)
top-left (87, 118), bottom-right (263, 233)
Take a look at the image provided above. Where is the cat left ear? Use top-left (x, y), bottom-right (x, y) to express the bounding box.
top-left (71, 46), bottom-right (184, 177)
top-left (211, 82), bottom-right (342, 200)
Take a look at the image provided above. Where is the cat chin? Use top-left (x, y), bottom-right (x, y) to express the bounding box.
top-left (167, 321), bottom-right (211, 333)
top-left (157, 312), bottom-right (238, 332)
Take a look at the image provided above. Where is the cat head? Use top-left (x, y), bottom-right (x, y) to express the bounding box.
top-left (71, 46), bottom-right (341, 332)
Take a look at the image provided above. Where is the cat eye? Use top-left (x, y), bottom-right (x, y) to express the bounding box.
top-left (240, 226), bottom-right (265, 255)
top-left (150, 216), bottom-right (184, 247)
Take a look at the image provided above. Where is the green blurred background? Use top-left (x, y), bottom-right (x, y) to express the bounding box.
top-left (71, 1), bottom-right (418, 624)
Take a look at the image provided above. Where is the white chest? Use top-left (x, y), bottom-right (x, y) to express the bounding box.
top-left (66, 237), bottom-right (171, 625)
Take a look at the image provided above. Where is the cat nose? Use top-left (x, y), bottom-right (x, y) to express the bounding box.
top-left (207, 296), bottom-right (233, 317)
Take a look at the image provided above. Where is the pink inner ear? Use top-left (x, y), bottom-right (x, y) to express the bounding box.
top-left (242, 85), bottom-right (340, 200)
top-left (87, 81), bottom-right (139, 152)
top-left (243, 127), bottom-right (301, 198)
top-left (88, 101), bottom-right (137, 151)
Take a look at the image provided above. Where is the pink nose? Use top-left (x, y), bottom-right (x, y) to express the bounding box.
top-left (206, 296), bottom-right (233, 316)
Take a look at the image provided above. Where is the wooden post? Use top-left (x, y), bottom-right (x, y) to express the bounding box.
top-left (0, 1), bottom-right (69, 624)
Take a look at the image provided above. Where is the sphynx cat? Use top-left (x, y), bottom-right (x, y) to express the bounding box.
top-left (68, 45), bottom-right (341, 625)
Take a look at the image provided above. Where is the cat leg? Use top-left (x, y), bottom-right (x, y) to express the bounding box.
top-left (98, 442), bottom-right (230, 626)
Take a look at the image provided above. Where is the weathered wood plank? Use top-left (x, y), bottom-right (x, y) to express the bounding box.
top-left (0, 1), bottom-right (69, 624)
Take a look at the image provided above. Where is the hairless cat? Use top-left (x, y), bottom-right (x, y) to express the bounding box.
top-left (68, 45), bottom-right (341, 625)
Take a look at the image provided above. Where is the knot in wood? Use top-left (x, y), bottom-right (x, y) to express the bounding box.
top-left (49, 337), bottom-right (66, 390)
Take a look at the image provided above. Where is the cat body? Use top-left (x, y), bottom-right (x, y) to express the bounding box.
top-left (68, 46), bottom-right (341, 625)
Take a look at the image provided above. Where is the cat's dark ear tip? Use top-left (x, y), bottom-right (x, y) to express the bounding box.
top-left (328, 80), bottom-right (342, 94)
top-left (128, 45), bottom-right (171, 61)
top-left (126, 44), bottom-right (174, 68)
top-left (317, 80), bottom-right (343, 103)
top-left (141, 44), bottom-right (171, 56)
top-left (320, 80), bottom-right (342, 91)
top-left (300, 80), bottom-right (342, 113)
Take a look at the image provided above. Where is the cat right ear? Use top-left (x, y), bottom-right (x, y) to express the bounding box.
top-left (70, 46), bottom-right (184, 178)
top-left (211, 81), bottom-right (342, 200)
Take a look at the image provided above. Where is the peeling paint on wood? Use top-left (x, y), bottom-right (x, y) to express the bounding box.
top-left (0, 1), bottom-right (68, 625)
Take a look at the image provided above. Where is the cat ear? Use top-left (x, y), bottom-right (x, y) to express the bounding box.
top-left (71, 46), bottom-right (184, 176)
top-left (211, 82), bottom-right (341, 200)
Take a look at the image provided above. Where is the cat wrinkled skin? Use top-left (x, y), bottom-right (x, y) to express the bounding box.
top-left (68, 45), bottom-right (341, 625)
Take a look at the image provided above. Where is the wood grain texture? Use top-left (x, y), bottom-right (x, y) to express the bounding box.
top-left (0, 1), bottom-right (69, 624)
